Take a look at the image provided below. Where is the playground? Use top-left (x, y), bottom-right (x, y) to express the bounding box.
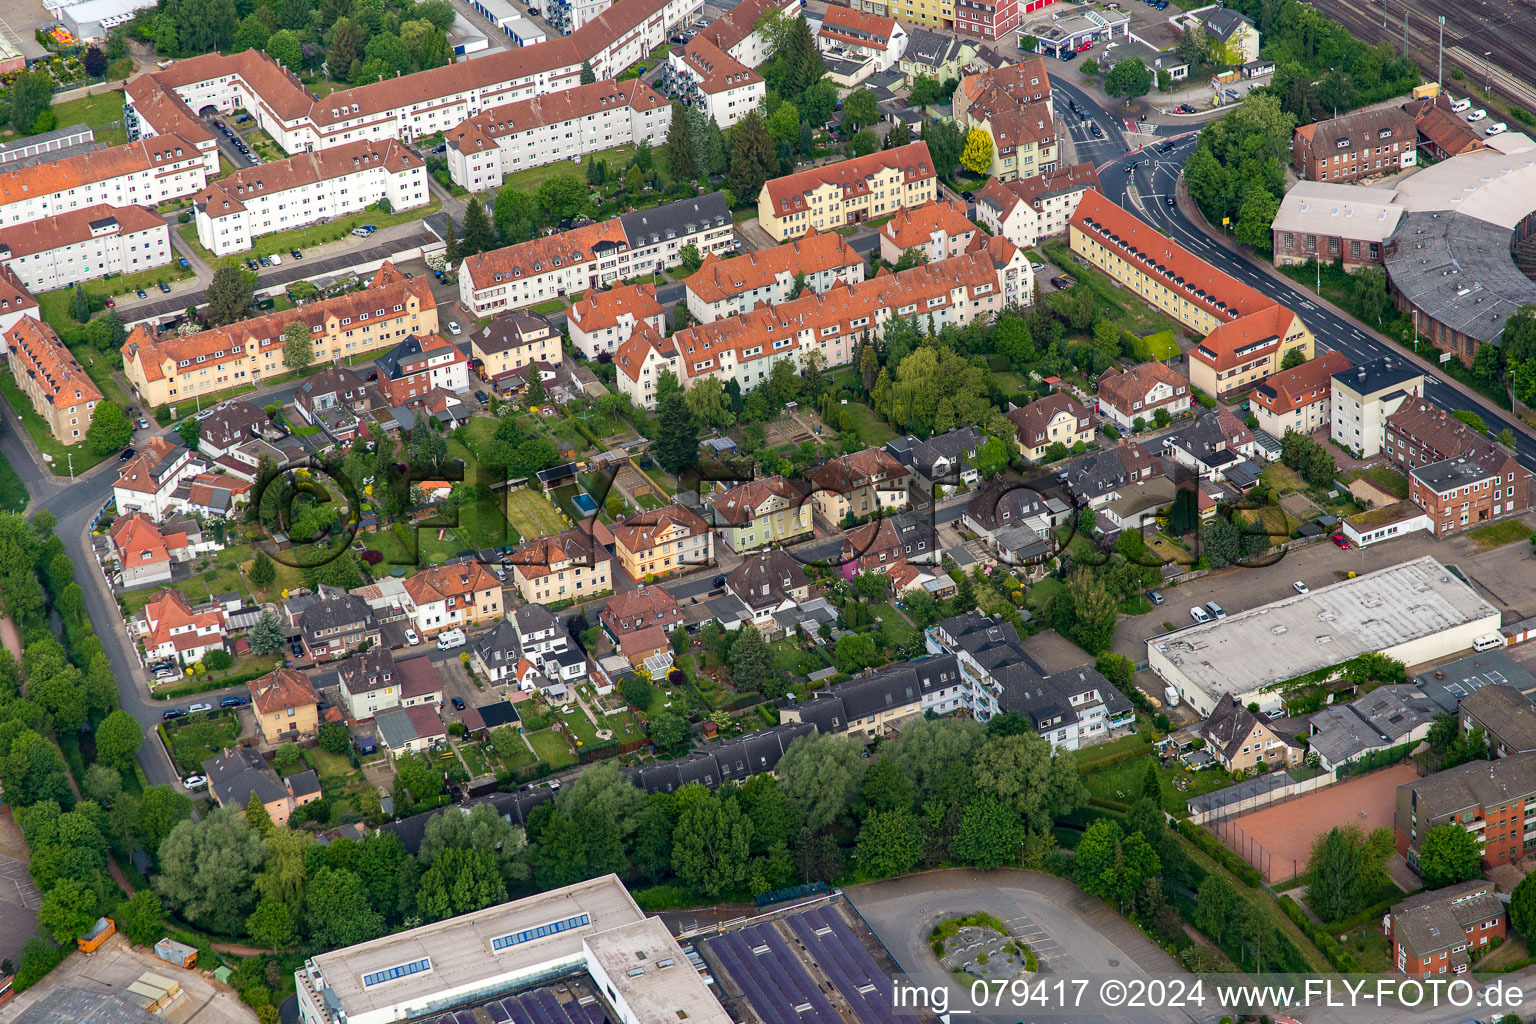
top-left (1212, 762), bottom-right (1417, 883)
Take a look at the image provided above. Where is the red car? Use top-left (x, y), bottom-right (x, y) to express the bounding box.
top-left (104, 295), bottom-right (115, 307)
top-left (1332, 534), bottom-right (1350, 549)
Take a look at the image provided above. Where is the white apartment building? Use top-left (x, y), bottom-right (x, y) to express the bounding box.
top-left (684, 228), bottom-right (866, 322)
top-left (1330, 356), bottom-right (1426, 458)
top-left (0, 136), bottom-right (206, 229)
top-left (445, 80), bottom-right (670, 192)
top-left (815, 6), bottom-right (907, 72)
top-left (0, 204), bottom-right (170, 293)
top-left (126, 0), bottom-right (701, 157)
top-left (460, 193), bottom-right (734, 315)
top-left (660, 36), bottom-right (765, 129)
top-left (544, 0), bottom-right (614, 33)
top-left (194, 139), bottom-right (428, 256)
top-left (692, 0), bottom-right (800, 69)
top-left (973, 162), bottom-right (1100, 249)
top-left (567, 282), bottom-right (666, 358)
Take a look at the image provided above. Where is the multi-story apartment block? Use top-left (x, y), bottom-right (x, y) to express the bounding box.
top-left (951, 0), bottom-right (1019, 40)
top-left (508, 529), bottom-right (613, 604)
top-left (461, 194), bottom-right (733, 315)
top-left (619, 237), bottom-right (1028, 408)
top-left (708, 476), bottom-right (812, 551)
top-left (1395, 751), bottom-right (1536, 871)
top-left (808, 448), bottom-right (910, 525)
top-left (756, 141), bottom-right (938, 241)
top-left (877, 198), bottom-right (976, 263)
top-left (1330, 356), bottom-right (1424, 457)
top-left (1250, 350), bottom-right (1351, 438)
top-left (953, 61), bottom-right (1056, 183)
top-left (123, 263), bottom-right (436, 407)
top-left (1190, 305), bottom-right (1315, 398)
top-left (816, 6), bottom-right (908, 71)
top-left (0, 264), bottom-right (39, 342)
top-left (1388, 399), bottom-right (1531, 530)
top-left (684, 229), bottom-right (865, 323)
top-left (0, 136), bottom-right (207, 228)
top-left (1411, 457), bottom-right (1518, 537)
top-left (661, 36), bottom-right (765, 129)
top-left (470, 310), bottom-right (562, 387)
top-left (194, 139), bottom-right (428, 256)
top-left (3, 318), bottom-right (102, 444)
top-left (1293, 107), bottom-right (1416, 183)
top-left (1386, 882), bottom-right (1506, 977)
top-left (1459, 684), bottom-right (1536, 760)
top-left (610, 503), bottom-right (714, 579)
top-left (402, 562), bottom-right (503, 636)
top-left (1007, 393), bottom-right (1092, 461)
top-left (785, 654), bottom-right (967, 736)
top-left (0, 204), bottom-right (170, 293)
top-left (124, 0), bottom-right (702, 156)
top-left (1093, 361), bottom-right (1189, 432)
top-left (1270, 180), bottom-right (1401, 270)
top-left (973, 162), bottom-right (1099, 248)
top-left (374, 333), bottom-right (471, 407)
top-left (444, 79), bottom-right (670, 191)
top-left (568, 283), bottom-right (665, 359)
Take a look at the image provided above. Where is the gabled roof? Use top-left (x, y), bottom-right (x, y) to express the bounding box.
top-left (0, 135), bottom-right (202, 211)
top-left (1095, 361), bottom-right (1188, 416)
top-left (965, 476), bottom-right (1068, 532)
top-left (250, 667), bottom-right (318, 715)
top-left (879, 199), bottom-right (976, 251)
top-left (199, 400), bottom-right (270, 448)
top-left (1388, 398), bottom-right (1522, 471)
top-left (403, 562), bottom-right (500, 605)
top-left (0, 203), bottom-right (165, 261)
top-left (609, 504), bottom-right (710, 554)
top-left (975, 162), bottom-right (1100, 218)
top-left (375, 332), bottom-right (465, 382)
top-left (1199, 7), bottom-right (1253, 41)
top-left (762, 142), bottom-right (934, 214)
top-left (299, 594), bottom-right (377, 639)
top-left (1252, 351), bottom-right (1352, 414)
top-left (110, 513), bottom-right (170, 570)
top-left (726, 549), bottom-right (809, 609)
top-left (508, 529), bottom-right (602, 580)
top-left (809, 448), bottom-right (909, 492)
top-left (1193, 305), bottom-right (1305, 372)
top-left (567, 282), bottom-right (664, 334)
top-left (5, 318), bottom-right (102, 410)
top-left (114, 437), bottom-right (190, 494)
top-left (1201, 694), bottom-right (1265, 761)
top-left (1006, 393), bottom-right (1090, 445)
top-left (602, 585), bottom-right (684, 634)
top-left (447, 79), bottom-right (668, 155)
top-left (1061, 442), bottom-right (1165, 500)
top-left (686, 229), bottom-right (864, 305)
top-left (197, 139), bottom-right (422, 219)
top-left (710, 476), bottom-right (806, 525)
top-left (1390, 881), bottom-right (1504, 957)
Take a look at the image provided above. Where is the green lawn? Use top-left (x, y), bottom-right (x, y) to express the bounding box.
top-left (506, 486), bottom-right (571, 539)
top-left (177, 198), bottom-right (441, 264)
top-left (303, 746), bottom-right (355, 782)
top-left (770, 639), bottom-right (824, 677)
top-left (1468, 518), bottom-right (1532, 551)
top-left (839, 400), bottom-right (896, 446)
top-left (1041, 239), bottom-right (1186, 337)
top-left (1137, 329), bottom-right (1179, 360)
top-left (47, 90), bottom-right (128, 147)
top-left (1346, 465), bottom-right (1409, 500)
top-left (527, 727), bottom-right (577, 769)
top-left (529, 298), bottom-right (567, 315)
top-left (67, 347), bottom-right (130, 408)
top-left (0, 370), bottom-right (112, 476)
top-left (1260, 461), bottom-right (1306, 495)
top-left (163, 712), bottom-right (242, 775)
top-left (123, 546), bottom-right (251, 614)
top-left (491, 143), bottom-right (640, 198)
top-left (869, 602), bottom-right (914, 647)
top-left (457, 741), bottom-right (492, 778)
top-left (564, 711), bottom-right (600, 749)
top-left (489, 737), bottom-right (536, 771)
top-left (1081, 751), bottom-right (1235, 816)
top-left (37, 263), bottom-right (196, 328)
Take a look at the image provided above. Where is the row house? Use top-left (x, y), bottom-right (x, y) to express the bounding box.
top-left (629, 722), bottom-right (818, 795)
top-left (1190, 304), bottom-right (1316, 399)
top-left (617, 237), bottom-right (1028, 409)
top-left (1006, 393), bottom-right (1092, 462)
top-left (1386, 882), bottom-right (1506, 978)
top-left (661, 36), bottom-right (765, 130)
top-left (567, 283), bottom-right (665, 359)
top-left (337, 648), bottom-right (403, 720)
top-left (124, 0), bottom-right (701, 155)
top-left (507, 528), bottom-right (613, 604)
top-left (194, 139), bottom-right (428, 256)
top-left (0, 204), bottom-right (171, 294)
top-left (684, 229), bottom-right (866, 324)
top-left (1250, 350), bottom-right (1352, 439)
top-left (1387, 399), bottom-right (1531, 529)
top-left (809, 448), bottom-right (911, 525)
top-left (0, 135), bottom-right (207, 229)
top-left (374, 333), bottom-right (471, 407)
top-left (815, 6), bottom-right (909, 72)
top-left (876, 198), bottom-right (977, 264)
top-left (1093, 361), bottom-right (1189, 432)
top-left (708, 475), bottom-right (812, 552)
top-left (401, 562), bottom-right (504, 636)
top-left (444, 79), bottom-right (670, 191)
top-left (460, 193), bottom-right (733, 316)
top-left (953, 61), bottom-right (1056, 184)
top-left (0, 264), bottom-right (38, 342)
top-left (1293, 107), bottom-right (1416, 183)
top-left (610, 504), bottom-right (714, 579)
top-left (756, 141), bottom-right (938, 241)
top-left (123, 263), bottom-right (437, 407)
top-left (782, 655), bottom-right (966, 737)
top-left (1394, 751), bottom-right (1536, 872)
top-left (112, 437), bottom-right (205, 521)
top-left (137, 588), bottom-right (227, 665)
top-left (471, 310), bottom-right (562, 387)
top-left (974, 162), bottom-right (1100, 249)
top-left (3, 318), bottom-right (102, 445)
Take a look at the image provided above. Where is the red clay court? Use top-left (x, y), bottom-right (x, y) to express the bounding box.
top-left (1213, 762), bottom-right (1418, 883)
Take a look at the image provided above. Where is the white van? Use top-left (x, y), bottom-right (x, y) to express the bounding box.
top-left (1474, 634), bottom-right (1503, 652)
top-left (436, 628), bottom-right (466, 650)
top-left (1190, 606), bottom-right (1210, 623)
top-left (1450, 96), bottom-right (1471, 113)
top-left (1486, 122), bottom-right (1508, 136)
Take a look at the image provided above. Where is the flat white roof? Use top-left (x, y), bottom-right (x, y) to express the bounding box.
top-left (1150, 556), bottom-right (1498, 698)
top-left (585, 919), bottom-right (733, 1024)
top-left (1389, 131), bottom-right (1536, 229)
top-left (1273, 180), bottom-right (1402, 243)
top-left (309, 874), bottom-right (644, 1020)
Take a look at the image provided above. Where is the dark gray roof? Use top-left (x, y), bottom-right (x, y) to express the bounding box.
top-left (378, 789), bottom-right (554, 854)
top-left (514, 602), bottom-right (559, 638)
top-left (375, 707), bottom-right (420, 750)
top-left (1306, 684), bottom-right (1440, 766)
top-left (338, 647), bottom-right (396, 694)
top-left (374, 334), bottom-right (438, 382)
top-left (911, 425), bottom-right (982, 480)
top-left (618, 192), bottom-right (730, 246)
top-left (476, 700), bottom-right (521, 728)
top-left (799, 655), bottom-right (961, 724)
top-left (1399, 751), bottom-right (1536, 823)
top-left (475, 309), bottom-right (556, 356)
top-left (905, 26), bottom-right (963, 65)
top-left (296, 365), bottom-right (370, 405)
top-left (1460, 684), bottom-right (1536, 754)
top-left (1384, 210), bottom-right (1536, 345)
top-left (630, 723), bottom-right (817, 793)
top-left (1390, 881), bottom-right (1504, 956)
top-left (1332, 355), bottom-right (1422, 396)
top-left (202, 746), bottom-right (287, 809)
top-left (1162, 411), bottom-right (1247, 466)
top-left (300, 594), bottom-right (377, 641)
top-left (1201, 694), bottom-right (1264, 761)
top-left (10, 986), bottom-right (162, 1024)
top-left (727, 548), bottom-right (809, 610)
top-left (199, 400), bottom-right (269, 448)
top-left (1200, 8), bottom-right (1252, 41)
top-left (286, 769), bottom-right (321, 798)
top-left (1413, 649), bottom-right (1536, 711)
top-left (1411, 455), bottom-right (1497, 492)
top-left (1061, 442), bottom-right (1165, 501)
top-left (474, 619), bottom-right (522, 670)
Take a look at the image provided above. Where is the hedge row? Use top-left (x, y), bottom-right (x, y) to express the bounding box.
top-left (1278, 895), bottom-right (1362, 973)
top-left (1174, 819), bottom-right (1263, 887)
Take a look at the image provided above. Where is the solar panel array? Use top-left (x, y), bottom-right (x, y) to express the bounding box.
top-left (426, 989), bottom-right (608, 1024)
top-left (703, 907), bottom-right (902, 1024)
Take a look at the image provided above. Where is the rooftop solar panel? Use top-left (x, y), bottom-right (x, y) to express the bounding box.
top-left (487, 1002), bottom-right (512, 1024)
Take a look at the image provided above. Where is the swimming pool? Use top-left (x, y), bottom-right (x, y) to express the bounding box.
top-left (571, 492), bottom-right (598, 516)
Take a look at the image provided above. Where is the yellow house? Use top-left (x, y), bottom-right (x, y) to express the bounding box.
top-left (1188, 305), bottom-right (1315, 399)
top-left (953, 62), bottom-right (1059, 183)
top-left (709, 476), bottom-right (812, 552)
top-left (1201, 694), bottom-right (1300, 773)
top-left (870, 0), bottom-right (953, 30)
top-left (508, 529), bottom-right (613, 604)
top-left (1006, 393), bottom-right (1094, 461)
top-left (757, 141), bottom-right (938, 241)
top-left (808, 449), bottom-right (911, 525)
top-left (470, 308), bottom-right (561, 386)
top-left (122, 262), bottom-right (438, 408)
top-left (249, 668), bottom-right (319, 744)
top-left (610, 504), bottom-right (714, 580)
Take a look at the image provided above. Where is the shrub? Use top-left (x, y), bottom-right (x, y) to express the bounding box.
top-left (202, 649), bottom-right (233, 671)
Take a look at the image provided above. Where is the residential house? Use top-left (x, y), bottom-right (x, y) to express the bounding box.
top-left (962, 475), bottom-right (1071, 543)
top-left (1385, 882), bottom-right (1506, 978)
top-left (615, 625), bottom-right (671, 669)
top-left (756, 141), bottom-right (937, 241)
top-left (203, 747), bottom-right (295, 826)
top-left (684, 229), bottom-right (865, 323)
top-left (895, 28), bottom-right (975, 83)
top-left (1389, 399), bottom-right (1531, 530)
top-left (708, 476), bottom-right (812, 551)
top-left (1094, 361), bottom-right (1190, 432)
top-left (780, 655), bottom-right (964, 738)
top-left (1190, 304), bottom-right (1316, 398)
top-left (877, 199), bottom-right (976, 264)
top-left (396, 656), bottom-right (446, 708)
top-left (567, 283), bottom-right (665, 360)
top-left (1394, 752), bottom-right (1536, 871)
top-left (1402, 94), bottom-right (1487, 162)
top-left (375, 705), bottom-right (448, 757)
top-left (906, 424), bottom-right (984, 497)
top-left (472, 619), bottom-right (524, 686)
top-left (610, 504), bottom-right (714, 579)
top-left (1059, 441), bottom-right (1172, 530)
top-left (1292, 107), bottom-right (1416, 183)
top-left (0, 203), bottom-right (171, 295)
top-left (110, 512), bottom-right (174, 588)
top-left (250, 667), bottom-right (320, 743)
top-left (336, 647), bottom-right (401, 720)
top-left (809, 448), bottom-right (911, 524)
top-left (1199, 694), bottom-right (1300, 773)
top-left (629, 722), bottom-right (818, 794)
top-left (816, 6), bottom-right (908, 72)
top-left (0, 263), bottom-right (39, 341)
top-left (839, 511), bottom-right (937, 580)
top-left (973, 162), bottom-right (1101, 248)
top-left (513, 603), bottom-right (565, 659)
top-left (724, 548), bottom-right (810, 630)
top-left (4, 319), bottom-right (102, 445)
top-left (507, 529), bottom-right (613, 605)
top-left (1331, 356), bottom-right (1424, 457)
top-left (197, 400), bottom-right (275, 458)
top-left (471, 310), bottom-right (562, 388)
top-left (1305, 684), bottom-right (1440, 772)
top-left (294, 366), bottom-right (375, 439)
top-left (1251, 351), bottom-right (1352, 439)
top-left (374, 333), bottom-right (471, 407)
top-left (1196, 8), bottom-right (1260, 64)
top-left (1161, 409), bottom-right (1264, 481)
top-left (138, 588), bottom-right (227, 664)
top-left (601, 585), bottom-right (685, 639)
top-left (401, 562), bottom-right (504, 636)
top-left (953, 60), bottom-right (1057, 183)
top-left (1456, 684), bottom-right (1536, 759)
top-left (298, 594), bottom-right (381, 662)
top-left (1006, 393), bottom-right (1092, 462)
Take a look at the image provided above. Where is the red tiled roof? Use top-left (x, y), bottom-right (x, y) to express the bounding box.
top-left (4, 318), bottom-right (102, 409)
top-left (1193, 305), bottom-right (1306, 372)
top-left (763, 142), bottom-right (934, 214)
top-left (250, 667), bottom-right (318, 715)
top-left (406, 704), bottom-right (446, 739)
top-left (879, 199), bottom-right (975, 250)
top-left (447, 79), bottom-right (668, 155)
top-left (609, 504), bottom-right (711, 555)
top-left (673, 35), bottom-right (762, 96)
top-left (110, 513), bottom-right (170, 570)
top-left (568, 282), bottom-right (664, 334)
top-left (687, 228), bottom-right (864, 305)
top-left (711, 476), bottom-right (806, 525)
top-left (0, 204), bottom-right (165, 261)
top-left (1252, 351), bottom-right (1352, 414)
top-left (0, 136), bottom-right (202, 210)
top-left (819, 4), bottom-right (898, 48)
top-left (810, 448), bottom-right (908, 492)
top-left (602, 585), bottom-right (684, 635)
top-left (1095, 361), bottom-right (1188, 416)
top-left (403, 562), bottom-right (500, 606)
top-left (196, 139), bottom-right (422, 220)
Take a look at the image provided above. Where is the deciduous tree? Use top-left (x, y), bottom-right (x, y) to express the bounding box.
top-left (959, 128), bottom-right (993, 174)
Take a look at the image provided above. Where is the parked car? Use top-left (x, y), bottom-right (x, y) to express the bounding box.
top-left (1264, 709), bottom-right (1285, 720)
top-left (291, 248), bottom-right (303, 259)
top-left (162, 708), bottom-right (187, 720)
top-left (158, 281), bottom-right (171, 293)
top-left (153, 669), bottom-right (179, 682)
top-left (182, 774), bottom-right (207, 790)
top-left (1486, 121), bottom-right (1508, 136)
top-left (446, 321), bottom-right (462, 336)
top-left (1059, 49), bottom-right (1077, 61)
top-left (246, 259), bottom-right (260, 271)
top-left (1146, 589), bottom-right (1164, 605)
top-left (451, 696), bottom-right (466, 710)
top-left (1293, 580), bottom-right (1309, 594)
top-left (1224, 88), bottom-right (1240, 99)
top-left (1466, 108), bottom-right (1487, 122)
top-left (119, 447), bottom-right (136, 461)
top-left (405, 628), bottom-right (420, 645)
top-left (290, 640), bottom-right (303, 657)
top-left (1176, 104), bottom-right (1196, 114)
top-left (136, 288), bottom-right (148, 299)
top-left (268, 253), bottom-right (282, 265)
top-left (1189, 606), bottom-right (1210, 623)
top-left (104, 295), bottom-right (115, 307)
top-left (178, 257), bottom-right (190, 269)
top-left (258, 256), bottom-right (270, 267)
top-left (1332, 533), bottom-right (1351, 549)
top-left (188, 702), bottom-right (213, 713)
top-left (137, 417), bottom-right (149, 429)
top-left (1205, 600), bottom-right (1226, 619)
top-left (220, 695), bottom-right (247, 708)
top-left (1030, 262), bottom-right (1046, 272)
top-left (474, 391), bottom-right (489, 403)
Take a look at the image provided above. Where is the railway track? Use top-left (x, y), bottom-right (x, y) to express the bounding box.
top-left (1312, 0), bottom-right (1536, 113)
